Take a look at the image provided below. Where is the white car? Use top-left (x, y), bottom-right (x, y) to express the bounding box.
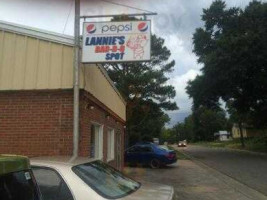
top-left (30, 157), bottom-right (174, 200)
top-left (178, 140), bottom-right (187, 147)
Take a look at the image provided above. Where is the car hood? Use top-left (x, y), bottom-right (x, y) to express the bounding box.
top-left (121, 182), bottom-right (174, 200)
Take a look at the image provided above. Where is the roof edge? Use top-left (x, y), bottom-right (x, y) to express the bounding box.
top-left (0, 20), bottom-right (74, 46)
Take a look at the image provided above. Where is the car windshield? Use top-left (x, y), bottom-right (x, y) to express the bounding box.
top-left (72, 161), bottom-right (140, 199)
top-left (0, 170), bottom-right (41, 200)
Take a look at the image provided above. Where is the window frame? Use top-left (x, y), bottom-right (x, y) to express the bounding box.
top-left (31, 166), bottom-right (74, 200)
top-left (90, 122), bottom-right (104, 160)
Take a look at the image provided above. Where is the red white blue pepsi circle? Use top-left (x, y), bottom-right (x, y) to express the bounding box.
top-left (138, 22), bottom-right (148, 32)
top-left (87, 24), bottom-right (96, 34)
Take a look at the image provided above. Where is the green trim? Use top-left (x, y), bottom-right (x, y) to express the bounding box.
top-left (0, 155), bottom-right (30, 175)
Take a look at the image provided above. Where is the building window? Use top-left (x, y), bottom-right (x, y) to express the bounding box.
top-left (107, 129), bottom-right (115, 161)
top-left (90, 123), bottom-right (104, 160)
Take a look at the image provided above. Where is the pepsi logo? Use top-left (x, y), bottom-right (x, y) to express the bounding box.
top-left (138, 22), bottom-right (148, 32)
top-left (87, 24), bottom-right (96, 34)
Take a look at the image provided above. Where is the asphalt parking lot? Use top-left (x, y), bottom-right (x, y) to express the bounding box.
top-left (123, 147), bottom-right (267, 200)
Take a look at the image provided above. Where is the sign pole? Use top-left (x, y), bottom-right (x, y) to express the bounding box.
top-left (73, 11), bottom-right (157, 157)
top-left (73, 0), bottom-right (80, 158)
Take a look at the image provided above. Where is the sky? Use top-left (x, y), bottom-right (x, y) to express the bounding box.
top-left (0, 0), bottom-right (253, 127)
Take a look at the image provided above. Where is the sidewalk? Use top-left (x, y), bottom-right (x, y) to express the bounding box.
top-left (123, 150), bottom-right (267, 200)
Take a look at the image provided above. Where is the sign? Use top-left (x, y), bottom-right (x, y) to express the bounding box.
top-left (82, 20), bottom-right (151, 63)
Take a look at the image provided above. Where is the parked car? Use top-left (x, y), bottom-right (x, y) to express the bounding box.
top-left (158, 145), bottom-right (170, 151)
top-left (125, 142), bottom-right (177, 168)
top-left (178, 140), bottom-right (187, 147)
top-left (31, 157), bottom-right (174, 200)
top-left (0, 154), bottom-right (42, 200)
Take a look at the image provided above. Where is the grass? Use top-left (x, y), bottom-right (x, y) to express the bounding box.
top-left (168, 146), bottom-right (190, 160)
top-left (194, 137), bottom-right (267, 153)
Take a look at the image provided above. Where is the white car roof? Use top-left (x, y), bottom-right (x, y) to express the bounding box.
top-left (30, 156), bottom-right (98, 167)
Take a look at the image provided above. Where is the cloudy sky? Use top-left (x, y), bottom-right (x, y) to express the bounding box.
top-left (0, 0), bottom-right (253, 127)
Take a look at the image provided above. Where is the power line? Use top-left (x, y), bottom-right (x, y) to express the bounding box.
top-left (63, 0), bottom-right (74, 34)
top-left (99, 0), bottom-right (154, 14)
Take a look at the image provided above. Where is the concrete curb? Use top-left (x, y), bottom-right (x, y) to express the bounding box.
top-left (178, 149), bottom-right (267, 200)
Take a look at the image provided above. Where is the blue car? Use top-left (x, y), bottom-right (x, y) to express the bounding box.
top-left (125, 143), bottom-right (177, 168)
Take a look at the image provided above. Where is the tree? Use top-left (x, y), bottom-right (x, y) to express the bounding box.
top-left (160, 128), bottom-right (176, 144)
top-left (127, 100), bottom-right (171, 146)
top-left (194, 106), bottom-right (228, 141)
top-left (104, 34), bottom-right (177, 110)
top-left (187, 0), bottom-right (267, 146)
top-left (104, 17), bottom-right (178, 145)
top-left (172, 115), bottom-right (194, 142)
top-left (171, 107), bottom-right (228, 142)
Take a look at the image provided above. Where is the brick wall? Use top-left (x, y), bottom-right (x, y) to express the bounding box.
top-left (79, 90), bottom-right (125, 169)
top-left (0, 90), bottom-right (73, 157)
top-left (0, 89), bottom-right (125, 169)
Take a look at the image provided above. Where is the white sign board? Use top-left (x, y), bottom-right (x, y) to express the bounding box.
top-left (82, 20), bottom-right (151, 63)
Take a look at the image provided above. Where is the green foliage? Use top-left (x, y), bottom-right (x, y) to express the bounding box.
top-left (127, 100), bottom-right (171, 145)
top-left (165, 107), bottom-right (229, 143)
top-left (173, 115), bottom-right (194, 142)
top-left (104, 17), bottom-right (178, 145)
top-left (167, 146), bottom-right (190, 160)
top-left (160, 128), bottom-right (176, 144)
top-left (187, 1), bottom-right (267, 138)
top-left (195, 137), bottom-right (267, 153)
top-left (104, 34), bottom-right (177, 110)
top-left (193, 106), bottom-right (229, 141)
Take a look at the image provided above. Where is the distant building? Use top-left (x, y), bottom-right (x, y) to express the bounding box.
top-left (214, 131), bottom-right (231, 141)
top-left (232, 124), bottom-right (263, 139)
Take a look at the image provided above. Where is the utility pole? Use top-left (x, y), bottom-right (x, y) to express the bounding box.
top-left (73, 0), bottom-right (80, 158)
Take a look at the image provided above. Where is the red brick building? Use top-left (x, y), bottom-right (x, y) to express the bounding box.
top-left (0, 21), bottom-right (126, 169)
